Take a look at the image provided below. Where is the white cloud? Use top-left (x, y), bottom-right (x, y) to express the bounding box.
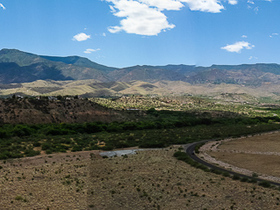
top-left (228, 0), bottom-right (238, 5)
top-left (105, 0), bottom-right (276, 36)
top-left (181, 0), bottom-right (224, 13)
top-left (84, 48), bottom-right (100, 54)
top-left (247, 1), bottom-right (271, 13)
top-left (221, 41), bottom-right (255, 53)
top-left (0, 3), bottom-right (5, 10)
top-left (242, 35), bottom-right (247, 38)
top-left (254, 6), bottom-right (259, 13)
top-left (106, 0), bottom-right (175, 36)
top-left (269, 33), bottom-right (278, 38)
top-left (102, 33), bottom-right (106, 37)
top-left (105, 0), bottom-right (274, 36)
top-left (106, 0), bottom-right (229, 36)
top-left (249, 56), bottom-right (258, 60)
top-left (139, 0), bottom-right (184, 11)
top-left (72, 33), bottom-right (91, 41)
top-left (109, 5), bottom-right (116, 12)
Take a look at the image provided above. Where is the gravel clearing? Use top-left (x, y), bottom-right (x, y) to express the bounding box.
top-left (99, 148), bottom-right (161, 157)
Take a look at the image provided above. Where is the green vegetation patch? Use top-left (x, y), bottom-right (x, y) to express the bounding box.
top-left (0, 108), bottom-right (280, 160)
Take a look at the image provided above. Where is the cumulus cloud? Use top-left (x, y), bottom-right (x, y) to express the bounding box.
top-left (0, 3), bottom-right (5, 10)
top-left (72, 33), bottom-right (91, 41)
top-left (106, 0), bottom-right (229, 36)
top-left (221, 41), bottom-right (255, 53)
top-left (228, 0), bottom-right (238, 5)
top-left (106, 0), bottom-right (248, 36)
top-left (107, 0), bottom-right (175, 36)
top-left (181, 0), bottom-right (224, 13)
top-left (139, 0), bottom-right (184, 11)
top-left (84, 48), bottom-right (100, 54)
top-left (242, 35), bottom-right (247, 38)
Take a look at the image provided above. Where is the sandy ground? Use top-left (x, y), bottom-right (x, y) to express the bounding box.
top-left (199, 131), bottom-right (280, 182)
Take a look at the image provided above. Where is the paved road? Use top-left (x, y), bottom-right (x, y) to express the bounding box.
top-left (184, 140), bottom-right (280, 187)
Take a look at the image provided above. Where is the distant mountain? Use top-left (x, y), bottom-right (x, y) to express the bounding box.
top-left (108, 65), bottom-right (187, 82)
top-left (0, 49), bottom-right (110, 83)
top-left (0, 62), bottom-right (72, 83)
top-left (186, 65), bottom-right (280, 86)
top-left (40, 55), bottom-right (117, 72)
top-left (155, 64), bottom-right (198, 76)
top-left (0, 48), bottom-right (46, 66)
top-left (210, 63), bottom-right (280, 75)
top-left (1, 48), bottom-right (280, 87)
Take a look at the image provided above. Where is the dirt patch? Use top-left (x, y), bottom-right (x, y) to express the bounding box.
top-left (218, 132), bottom-right (280, 153)
top-left (200, 131), bottom-right (280, 182)
top-left (1, 146), bottom-right (280, 209)
top-left (209, 152), bottom-right (280, 178)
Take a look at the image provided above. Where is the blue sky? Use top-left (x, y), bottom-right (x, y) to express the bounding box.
top-left (0, 0), bottom-right (279, 68)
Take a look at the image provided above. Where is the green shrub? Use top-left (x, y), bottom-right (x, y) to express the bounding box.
top-left (259, 181), bottom-right (271, 188)
top-left (240, 177), bottom-right (248, 182)
top-left (232, 175), bottom-right (240, 180)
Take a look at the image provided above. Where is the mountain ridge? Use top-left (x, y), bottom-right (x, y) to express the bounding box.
top-left (1, 49), bottom-right (280, 86)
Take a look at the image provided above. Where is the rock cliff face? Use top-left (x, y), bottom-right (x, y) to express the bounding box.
top-left (0, 98), bottom-right (134, 124)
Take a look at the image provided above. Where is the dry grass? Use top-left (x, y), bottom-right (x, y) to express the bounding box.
top-left (1, 147), bottom-right (280, 209)
top-left (0, 151), bottom-right (95, 209)
top-left (218, 132), bottom-right (280, 153)
top-left (87, 148), bottom-right (280, 209)
top-left (207, 132), bottom-right (280, 178)
top-left (209, 152), bottom-right (280, 178)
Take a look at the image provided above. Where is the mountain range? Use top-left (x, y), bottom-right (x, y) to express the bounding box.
top-left (1, 48), bottom-right (280, 86)
top-left (1, 48), bottom-right (280, 101)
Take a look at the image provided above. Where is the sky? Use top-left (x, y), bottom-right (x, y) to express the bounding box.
top-left (0, 0), bottom-right (279, 68)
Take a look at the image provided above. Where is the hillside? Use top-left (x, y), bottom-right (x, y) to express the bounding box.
top-left (0, 97), bottom-right (137, 124)
top-left (1, 80), bottom-right (280, 104)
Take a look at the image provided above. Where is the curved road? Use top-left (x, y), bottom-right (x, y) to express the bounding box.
top-left (184, 140), bottom-right (280, 187)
